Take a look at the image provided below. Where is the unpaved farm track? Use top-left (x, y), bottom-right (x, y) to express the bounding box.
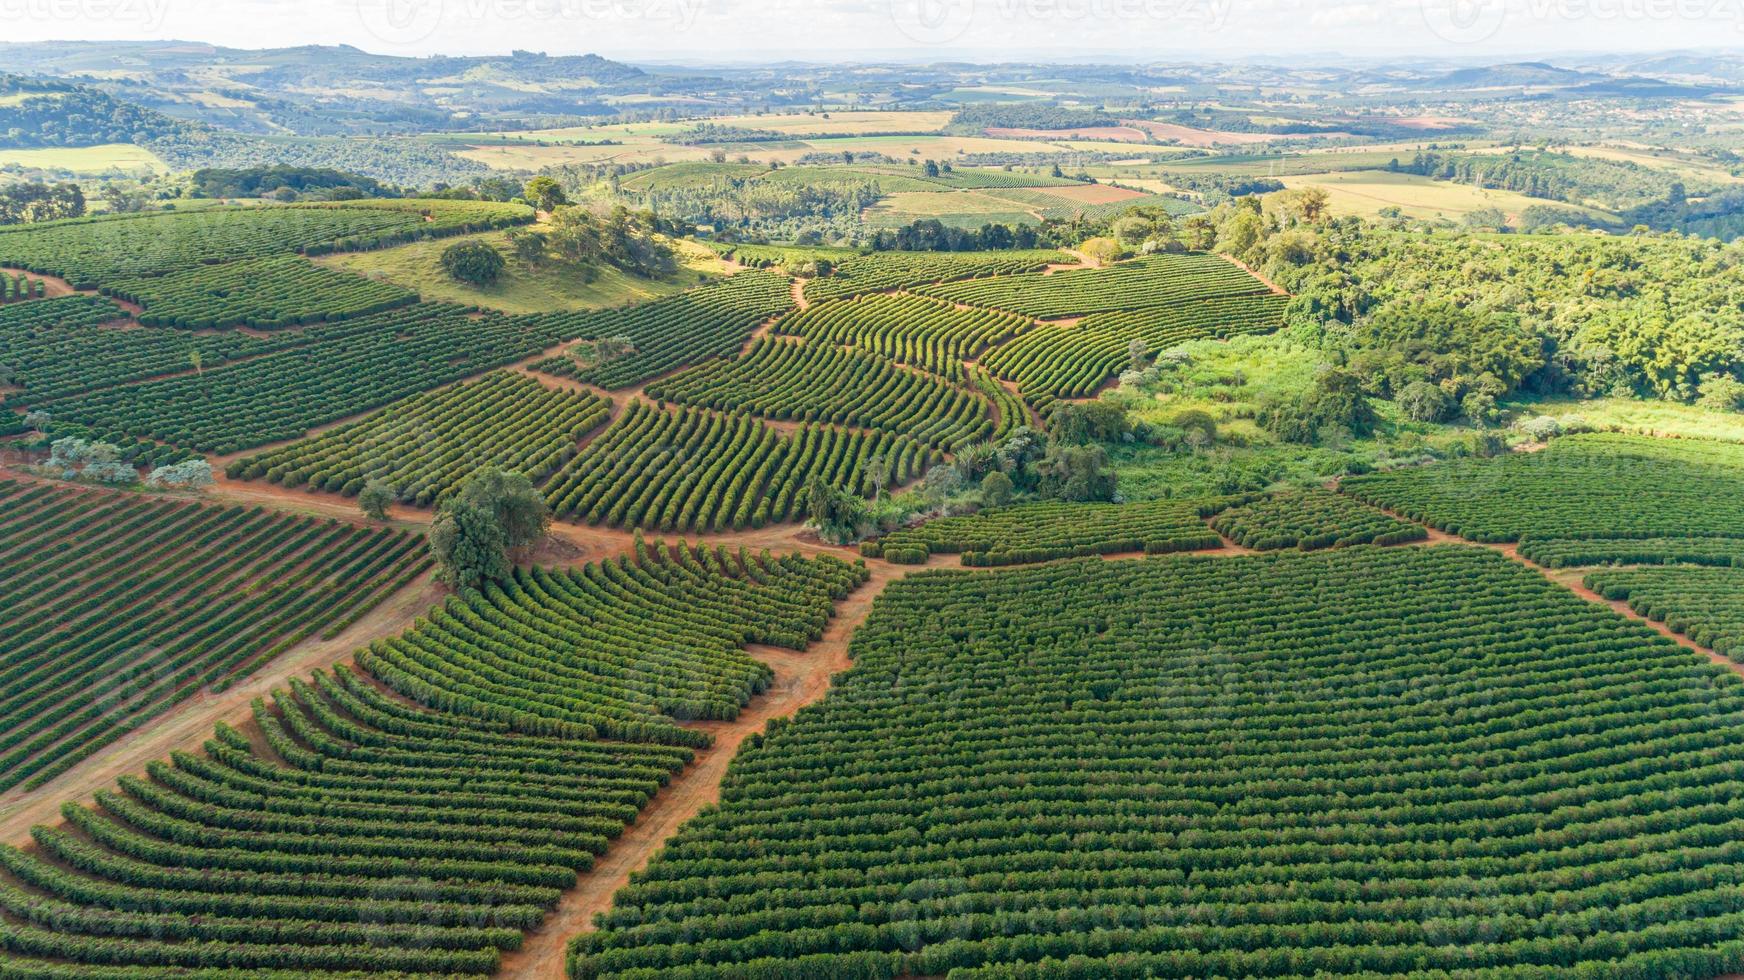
top-left (494, 559), bottom-right (918, 979)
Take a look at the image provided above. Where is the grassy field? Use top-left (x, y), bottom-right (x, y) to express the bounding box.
top-left (0, 142), bottom-right (168, 173)
top-left (1273, 170), bottom-right (1617, 224)
top-left (1511, 395), bottom-right (1744, 442)
top-left (315, 229), bottom-right (728, 314)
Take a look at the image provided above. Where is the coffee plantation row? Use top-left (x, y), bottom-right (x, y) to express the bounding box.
top-left (34, 302), bottom-right (571, 455)
top-left (530, 269), bottom-right (794, 389)
top-left (0, 542), bottom-right (867, 976)
top-left (106, 256), bottom-right (417, 330)
top-left (230, 371), bottom-right (611, 505)
top-left (1341, 434), bottom-right (1744, 544)
top-left (645, 338), bottom-right (994, 450)
top-left (981, 292), bottom-right (1287, 409)
top-left (801, 250), bottom-right (1069, 304)
top-left (1518, 536), bottom-right (1744, 568)
top-left (0, 200), bottom-right (530, 289)
top-left (1, 272), bottom-right (44, 303)
top-left (917, 252), bottom-right (1274, 319)
top-left (1585, 565), bottom-right (1744, 659)
top-left (0, 480), bottom-right (427, 795)
top-left (573, 546), bottom-right (1744, 979)
top-left (1210, 486), bottom-right (1427, 551)
top-left (772, 292), bottom-right (1034, 381)
top-left (544, 401), bottom-right (938, 531)
top-left (862, 497), bottom-right (1236, 565)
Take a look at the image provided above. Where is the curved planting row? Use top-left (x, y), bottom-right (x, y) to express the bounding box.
top-left (1585, 565), bottom-right (1744, 658)
top-left (864, 497), bottom-right (1234, 565)
top-left (967, 365), bottom-right (1027, 441)
top-left (531, 269), bottom-right (793, 389)
top-left (1518, 536), bottom-right (1744, 568)
top-left (801, 250), bottom-right (1068, 304)
top-left (646, 338), bottom-right (992, 450)
top-left (35, 303), bottom-right (568, 455)
top-left (107, 256), bottom-right (416, 330)
top-left (1209, 487), bottom-right (1426, 551)
top-left (0, 200), bottom-right (531, 289)
top-left (1340, 434), bottom-right (1744, 544)
top-left (917, 252), bottom-right (1270, 319)
top-left (982, 293), bottom-right (1287, 410)
top-left (0, 541), bottom-right (865, 977)
top-left (772, 292), bottom-right (1033, 380)
top-left (574, 546), bottom-right (1744, 980)
top-left (0, 479), bottom-right (427, 795)
top-left (230, 371), bottom-right (610, 505)
top-left (545, 400), bottom-right (937, 531)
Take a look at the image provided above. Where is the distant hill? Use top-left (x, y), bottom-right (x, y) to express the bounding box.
top-left (1415, 61), bottom-right (1601, 89)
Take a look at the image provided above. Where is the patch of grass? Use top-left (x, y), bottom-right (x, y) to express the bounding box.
top-left (1272, 170), bottom-right (1617, 224)
top-left (1509, 394), bottom-right (1744, 443)
top-left (0, 143), bottom-right (167, 174)
top-left (315, 229), bottom-right (728, 315)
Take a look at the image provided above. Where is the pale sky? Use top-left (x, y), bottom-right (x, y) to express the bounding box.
top-left (1, 0), bottom-right (1739, 62)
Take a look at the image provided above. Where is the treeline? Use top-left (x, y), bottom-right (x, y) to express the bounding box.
top-left (1159, 171), bottom-right (1285, 199)
top-left (0, 182), bottom-right (85, 225)
top-left (949, 104), bottom-right (1118, 132)
top-left (1392, 149), bottom-right (1692, 210)
top-left (188, 166), bottom-right (387, 199)
top-left (146, 130), bottom-right (490, 190)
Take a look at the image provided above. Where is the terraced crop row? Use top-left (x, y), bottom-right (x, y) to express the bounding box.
top-left (230, 372), bottom-right (611, 506)
top-left (35, 302), bottom-right (569, 455)
top-left (1340, 434), bottom-right (1744, 543)
top-left (982, 292), bottom-right (1287, 409)
top-left (0, 200), bottom-right (530, 290)
top-left (545, 401), bottom-right (938, 531)
top-left (574, 546), bottom-right (1744, 980)
top-left (531, 269), bottom-right (793, 389)
top-left (107, 256), bottom-right (417, 330)
top-left (918, 252), bottom-right (1271, 318)
top-left (772, 292), bottom-right (1033, 380)
top-left (864, 497), bottom-right (1233, 565)
top-left (802, 250), bottom-right (1068, 304)
top-left (1210, 487), bottom-right (1427, 551)
top-left (646, 338), bottom-right (992, 450)
top-left (0, 542), bottom-right (865, 977)
top-left (0, 479), bottom-right (427, 795)
top-left (1586, 565), bottom-right (1744, 658)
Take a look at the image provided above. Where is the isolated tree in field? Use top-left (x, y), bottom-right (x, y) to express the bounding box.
top-left (506, 228), bottom-right (548, 267)
top-left (144, 459), bottom-right (213, 489)
top-left (523, 176), bottom-right (567, 212)
top-left (1284, 186), bottom-right (1330, 223)
top-left (923, 160), bottom-right (940, 177)
top-left (594, 335), bottom-right (636, 362)
top-left (440, 240), bottom-right (506, 286)
top-left (358, 479), bottom-right (394, 521)
top-left (1049, 400), bottom-right (1130, 445)
top-left (805, 474), bottom-right (867, 545)
top-left (1127, 337), bottom-right (1150, 372)
top-left (429, 466), bottom-right (550, 590)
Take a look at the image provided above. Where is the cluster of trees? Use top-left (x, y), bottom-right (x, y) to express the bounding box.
top-left (1389, 149), bottom-right (1693, 211)
top-left (0, 76), bottom-right (183, 148)
top-left (947, 104), bottom-right (1119, 133)
top-left (0, 181), bottom-right (84, 225)
top-left (428, 466), bottom-right (550, 590)
top-left (505, 204), bottom-right (680, 280)
top-left (187, 166), bottom-right (388, 200)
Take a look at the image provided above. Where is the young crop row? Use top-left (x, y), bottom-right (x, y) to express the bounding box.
top-left (530, 269), bottom-right (793, 389)
top-left (917, 252), bottom-right (1271, 319)
top-left (230, 371), bottom-right (611, 505)
top-left (0, 479), bottom-right (427, 795)
top-left (981, 293), bottom-right (1287, 409)
top-left (645, 338), bottom-right (993, 450)
top-left (1340, 434), bottom-right (1744, 543)
top-left (35, 302), bottom-right (568, 455)
top-left (0, 541), bottom-right (866, 976)
top-left (1585, 565), bottom-right (1744, 658)
top-left (863, 497), bottom-right (1234, 565)
top-left (1210, 487), bottom-right (1427, 551)
top-left (966, 365), bottom-right (1027, 440)
top-left (107, 255), bottom-right (417, 330)
top-left (544, 401), bottom-right (938, 531)
top-left (574, 546), bottom-right (1744, 980)
top-left (0, 200), bottom-right (531, 289)
top-left (801, 250), bottom-right (1068, 304)
top-left (772, 292), bottom-right (1032, 381)
top-left (1, 272), bottom-right (44, 303)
